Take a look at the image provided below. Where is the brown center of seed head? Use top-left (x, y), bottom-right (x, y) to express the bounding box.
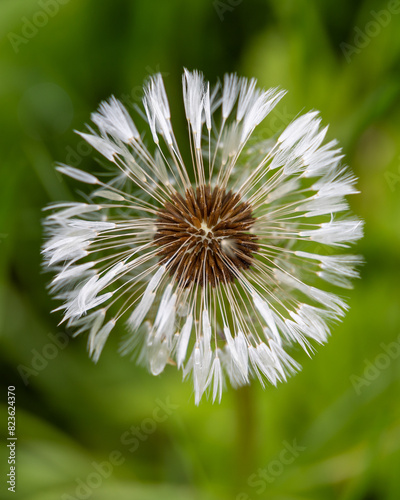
top-left (154, 185), bottom-right (259, 287)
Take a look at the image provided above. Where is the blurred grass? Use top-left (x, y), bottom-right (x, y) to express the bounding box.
top-left (1, 0), bottom-right (400, 499)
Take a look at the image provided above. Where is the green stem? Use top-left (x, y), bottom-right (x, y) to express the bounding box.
top-left (235, 384), bottom-right (256, 484)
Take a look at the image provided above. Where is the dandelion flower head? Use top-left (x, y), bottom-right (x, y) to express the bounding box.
top-left (43, 69), bottom-right (363, 404)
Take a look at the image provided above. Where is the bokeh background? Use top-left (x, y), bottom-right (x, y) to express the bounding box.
top-left (1, 0), bottom-right (400, 499)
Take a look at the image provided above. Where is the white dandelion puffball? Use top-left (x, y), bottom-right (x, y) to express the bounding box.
top-left (43, 69), bottom-right (363, 404)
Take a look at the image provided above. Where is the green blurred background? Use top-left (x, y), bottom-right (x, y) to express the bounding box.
top-left (1, 0), bottom-right (400, 499)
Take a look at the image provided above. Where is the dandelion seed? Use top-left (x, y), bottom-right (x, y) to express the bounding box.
top-left (43, 69), bottom-right (363, 404)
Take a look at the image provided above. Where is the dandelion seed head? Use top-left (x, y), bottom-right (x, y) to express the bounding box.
top-left (43, 69), bottom-right (363, 404)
